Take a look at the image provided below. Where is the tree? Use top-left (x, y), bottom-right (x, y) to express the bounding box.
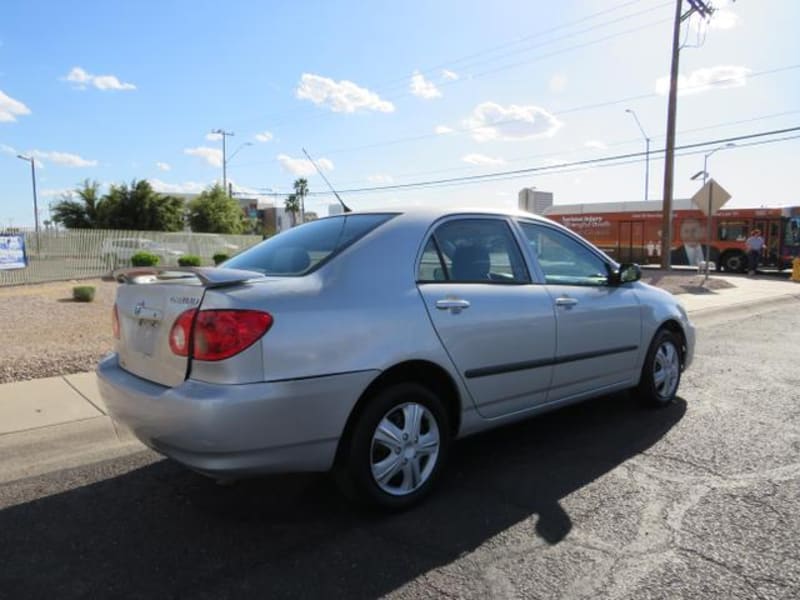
top-left (186, 184), bottom-right (245, 234)
top-left (293, 178), bottom-right (308, 222)
top-left (51, 179), bottom-right (102, 228)
top-left (284, 193), bottom-right (300, 227)
top-left (99, 180), bottom-right (184, 231)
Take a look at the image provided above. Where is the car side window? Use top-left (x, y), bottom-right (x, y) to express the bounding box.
top-left (520, 222), bottom-right (609, 286)
top-left (417, 218), bottom-right (529, 283)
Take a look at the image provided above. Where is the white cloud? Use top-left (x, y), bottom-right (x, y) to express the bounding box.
top-left (584, 140), bottom-right (607, 150)
top-left (464, 101), bottom-right (563, 142)
top-left (689, 7), bottom-right (739, 32)
top-left (367, 174), bottom-right (394, 184)
top-left (0, 90), bottom-right (31, 122)
top-left (40, 187), bottom-right (73, 198)
top-left (184, 146), bottom-right (223, 167)
top-left (64, 67), bottom-right (136, 91)
top-left (434, 125), bottom-right (454, 135)
top-left (442, 69), bottom-right (459, 81)
top-left (277, 153), bottom-right (334, 176)
top-left (0, 143), bottom-right (16, 154)
top-left (296, 73), bottom-right (395, 113)
top-left (150, 179), bottom-right (208, 195)
top-left (205, 132), bottom-right (223, 141)
top-left (410, 70), bottom-right (442, 99)
top-left (462, 153), bottom-right (506, 167)
top-left (656, 65), bottom-right (750, 96)
top-left (30, 150), bottom-right (97, 167)
top-left (156, 161), bottom-right (171, 172)
top-left (254, 130), bottom-right (274, 143)
top-left (549, 73), bottom-right (568, 93)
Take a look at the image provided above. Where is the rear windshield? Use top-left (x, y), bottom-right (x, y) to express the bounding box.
top-left (223, 213), bottom-right (395, 276)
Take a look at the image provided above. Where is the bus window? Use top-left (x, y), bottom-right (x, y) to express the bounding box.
top-left (717, 221), bottom-right (747, 242)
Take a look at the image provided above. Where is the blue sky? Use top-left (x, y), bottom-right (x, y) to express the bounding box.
top-left (1, 0), bottom-right (799, 227)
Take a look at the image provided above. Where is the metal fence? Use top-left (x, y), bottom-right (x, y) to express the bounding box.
top-left (0, 228), bottom-right (263, 286)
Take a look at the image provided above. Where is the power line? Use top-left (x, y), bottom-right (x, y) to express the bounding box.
top-left (244, 126), bottom-right (800, 196)
top-left (229, 63), bottom-right (800, 169)
top-left (225, 1), bottom-right (673, 132)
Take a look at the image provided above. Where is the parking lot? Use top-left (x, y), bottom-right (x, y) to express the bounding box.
top-left (1, 301), bottom-right (798, 599)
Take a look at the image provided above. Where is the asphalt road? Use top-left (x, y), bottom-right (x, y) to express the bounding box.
top-left (1, 303), bottom-right (799, 599)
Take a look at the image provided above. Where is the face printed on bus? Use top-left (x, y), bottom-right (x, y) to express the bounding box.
top-left (679, 219), bottom-right (706, 247)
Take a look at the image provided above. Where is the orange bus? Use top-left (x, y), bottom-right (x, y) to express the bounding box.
top-left (543, 200), bottom-right (800, 272)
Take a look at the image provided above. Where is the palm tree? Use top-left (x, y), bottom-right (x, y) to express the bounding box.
top-left (284, 194), bottom-right (300, 227)
top-left (51, 179), bottom-right (102, 228)
top-left (293, 178), bottom-right (308, 223)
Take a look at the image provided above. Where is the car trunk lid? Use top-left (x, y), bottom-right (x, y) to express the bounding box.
top-left (113, 267), bottom-right (265, 387)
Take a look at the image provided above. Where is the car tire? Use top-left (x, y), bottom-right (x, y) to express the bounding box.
top-left (336, 382), bottom-right (450, 510)
top-left (637, 329), bottom-right (682, 407)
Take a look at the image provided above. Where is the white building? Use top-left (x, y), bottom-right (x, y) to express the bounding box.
top-left (518, 188), bottom-right (553, 215)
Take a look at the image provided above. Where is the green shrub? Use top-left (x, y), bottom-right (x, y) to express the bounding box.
top-left (131, 251), bottom-right (160, 267)
top-left (73, 286), bottom-right (95, 302)
top-left (178, 255), bottom-right (202, 267)
top-left (213, 253), bottom-right (229, 265)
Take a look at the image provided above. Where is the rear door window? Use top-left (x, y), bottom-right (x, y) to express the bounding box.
top-left (417, 218), bottom-right (529, 283)
top-left (224, 213), bottom-right (396, 275)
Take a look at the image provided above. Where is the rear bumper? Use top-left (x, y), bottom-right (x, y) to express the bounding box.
top-left (96, 354), bottom-right (377, 476)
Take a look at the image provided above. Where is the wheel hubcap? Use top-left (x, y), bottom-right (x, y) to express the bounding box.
top-left (653, 341), bottom-right (680, 401)
top-left (370, 402), bottom-right (440, 496)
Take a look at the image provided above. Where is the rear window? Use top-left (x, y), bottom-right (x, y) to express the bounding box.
top-left (223, 213), bottom-right (395, 276)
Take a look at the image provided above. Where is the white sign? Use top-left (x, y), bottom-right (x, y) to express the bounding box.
top-left (691, 178), bottom-right (731, 216)
top-left (0, 235), bottom-right (27, 270)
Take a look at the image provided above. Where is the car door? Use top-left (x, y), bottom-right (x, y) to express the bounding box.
top-left (417, 216), bottom-right (557, 419)
top-left (518, 221), bottom-right (643, 403)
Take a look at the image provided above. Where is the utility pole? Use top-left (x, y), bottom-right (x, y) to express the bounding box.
top-left (211, 129), bottom-right (234, 196)
top-left (660, 0), bottom-right (714, 269)
top-left (16, 154), bottom-right (40, 253)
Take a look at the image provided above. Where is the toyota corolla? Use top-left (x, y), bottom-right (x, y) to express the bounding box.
top-left (97, 207), bottom-right (694, 509)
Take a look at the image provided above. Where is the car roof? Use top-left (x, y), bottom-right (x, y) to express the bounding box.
top-left (330, 205), bottom-right (553, 226)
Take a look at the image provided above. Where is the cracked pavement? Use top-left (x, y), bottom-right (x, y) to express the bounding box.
top-left (1, 302), bottom-right (798, 599)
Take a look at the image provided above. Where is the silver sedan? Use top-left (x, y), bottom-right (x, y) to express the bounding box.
top-left (97, 207), bottom-right (695, 509)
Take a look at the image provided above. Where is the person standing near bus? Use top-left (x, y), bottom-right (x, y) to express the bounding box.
top-left (745, 229), bottom-right (765, 275)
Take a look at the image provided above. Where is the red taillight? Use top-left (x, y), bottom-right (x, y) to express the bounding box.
top-left (169, 309), bottom-right (197, 357)
top-left (112, 304), bottom-right (121, 339)
top-left (168, 309), bottom-right (273, 361)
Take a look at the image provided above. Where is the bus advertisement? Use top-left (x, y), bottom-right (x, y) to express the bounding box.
top-left (543, 200), bottom-right (800, 272)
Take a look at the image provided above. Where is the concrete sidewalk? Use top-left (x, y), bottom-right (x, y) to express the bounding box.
top-left (1, 273), bottom-right (798, 479)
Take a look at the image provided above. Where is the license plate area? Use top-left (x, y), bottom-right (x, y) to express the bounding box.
top-left (131, 318), bottom-right (161, 356)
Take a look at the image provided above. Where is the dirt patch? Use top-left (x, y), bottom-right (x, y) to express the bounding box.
top-left (640, 270), bottom-right (735, 295)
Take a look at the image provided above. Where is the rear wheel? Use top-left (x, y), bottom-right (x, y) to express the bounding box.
top-left (336, 382), bottom-right (450, 510)
top-left (637, 329), bottom-right (682, 407)
top-left (721, 251), bottom-right (747, 273)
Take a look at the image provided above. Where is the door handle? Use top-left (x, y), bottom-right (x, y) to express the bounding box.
top-left (436, 298), bottom-right (471, 312)
top-left (555, 296), bottom-right (579, 308)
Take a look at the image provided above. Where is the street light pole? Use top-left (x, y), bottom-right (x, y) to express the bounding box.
top-left (625, 109), bottom-right (651, 202)
top-left (211, 129), bottom-right (234, 196)
top-left (16, 154), bottom-right (40, 253)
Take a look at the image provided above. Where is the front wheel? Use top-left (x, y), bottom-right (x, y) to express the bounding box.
top-left (336, 383), bottom-right (451, 510)
top-left (637, 329), bottom-right (682, 407)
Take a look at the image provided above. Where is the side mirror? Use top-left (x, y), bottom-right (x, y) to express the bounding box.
top-left (607, 263), bottom-right (641, 285)
top-left (619, 263), bottom-right (642, 283)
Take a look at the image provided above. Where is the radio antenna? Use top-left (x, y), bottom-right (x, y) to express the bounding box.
top-left (302, 148), bottom-right (351, 213)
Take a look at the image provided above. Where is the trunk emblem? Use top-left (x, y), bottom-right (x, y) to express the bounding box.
top-left (134, 302), bottom-right (145, 316)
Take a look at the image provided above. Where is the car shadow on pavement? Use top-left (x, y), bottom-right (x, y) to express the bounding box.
top-left (0, 392), bottom-right (685, 599)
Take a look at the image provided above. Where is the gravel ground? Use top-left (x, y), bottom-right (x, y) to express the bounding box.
top-left (0, 279), bottom-right (116, 384)
top-left (0, 271), bottom-right (732, 384)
